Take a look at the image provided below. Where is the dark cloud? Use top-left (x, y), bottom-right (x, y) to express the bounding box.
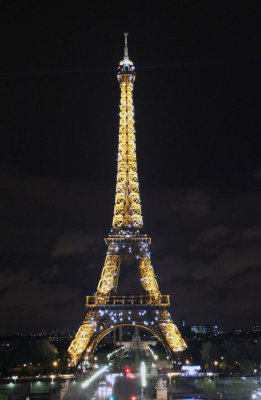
top-left (1, 164), bottom-right (261, 331)
top-left (0, 267), bottom-right (86, 332)
top-left (253, 168), bottom-right (261, 181)
top-left (51, 231), bottom-right (100, 257)
top-left (170, 189), bottom-right (210, 217)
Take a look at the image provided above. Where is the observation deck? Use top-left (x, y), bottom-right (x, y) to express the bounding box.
top-left (105, 228), bottom-right (151, 245)
top-left (86, 294), bottom-right (170, 308)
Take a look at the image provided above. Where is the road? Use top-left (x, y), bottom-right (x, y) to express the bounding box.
top-left (63, 373), bottom-right (154, 400)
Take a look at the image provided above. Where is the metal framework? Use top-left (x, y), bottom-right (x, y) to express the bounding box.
top-left (68, 33), bottom-right (186, 366)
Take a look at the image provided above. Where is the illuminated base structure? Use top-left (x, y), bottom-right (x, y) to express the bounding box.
top-left (69, 294), bottom-right (185, 365)
top-left (68, 34), bottom-right (186, 366)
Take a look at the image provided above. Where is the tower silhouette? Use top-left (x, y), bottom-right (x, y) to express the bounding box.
top-left (68, 33), bottom-right (186, 365)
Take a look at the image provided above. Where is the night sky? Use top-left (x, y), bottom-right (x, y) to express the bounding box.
top-left (1, 1), bottom-right (261, 333)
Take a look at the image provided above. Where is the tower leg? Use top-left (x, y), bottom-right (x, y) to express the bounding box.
top-left (68, 310), bottom-right (100, 366)
top-left (159, 311), bottom-right (186, 352)
top-left (96, 255), bottom-right (121, 297)
top-left (138, 256), bottom-right (161, 297)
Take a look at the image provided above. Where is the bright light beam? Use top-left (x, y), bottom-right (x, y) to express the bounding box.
top-left (140, 361), bottom-right (146, 388)
top-left (148, 345), bottom-right (158, 360)
top-left (81, 365), bottom-right (109, 389)
top-left (107, 346), bottom-right (124, 360)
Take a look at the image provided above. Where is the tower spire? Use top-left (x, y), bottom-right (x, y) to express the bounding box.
top-left (124, 32), bottom-right (129, 59)
top-left (113, 33), bottom-right (141, 231)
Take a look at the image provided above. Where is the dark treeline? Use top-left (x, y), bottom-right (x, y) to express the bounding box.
top-left (154, 334), bottom-right (261, 375)
top-left (0, 338), bottom-right (69, 377)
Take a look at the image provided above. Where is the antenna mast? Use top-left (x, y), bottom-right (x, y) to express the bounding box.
top-left (124, 32), bottom-right (129, 58)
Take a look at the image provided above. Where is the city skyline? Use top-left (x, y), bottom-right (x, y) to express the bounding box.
top-left (1, 1), bottom-right (260, 333)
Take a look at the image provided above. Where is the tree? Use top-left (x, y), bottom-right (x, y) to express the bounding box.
top-left (239, 359), bottom-right (254, 375)
top-left (219, 361), bottom-right (227, 371)
top-left (18, 339), bottom-right (58, 365)
top-left (201, 342), bottom-right (219, 367)
top-left (201, 342), bottom-right (213, 365)
top-left (0, 339), bottom-right (58, 377)
top-left (58, 349), bottom-right (71, 372)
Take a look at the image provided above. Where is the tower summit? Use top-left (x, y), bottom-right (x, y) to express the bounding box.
top-left (113, 31), bottom-right (142, 232)
top-left (68, 34), bottom-right (186, 366)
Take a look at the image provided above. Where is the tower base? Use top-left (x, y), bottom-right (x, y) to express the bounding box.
top-left (68, 295), bottom-right (186, 365)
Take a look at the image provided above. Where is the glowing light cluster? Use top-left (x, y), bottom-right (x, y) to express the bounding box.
top-left (107, 346), bottom-right (124, 360)
top-left (81, 365), bottom-right (109, 389)
top-left (181, 365), bottom-right (201, 376)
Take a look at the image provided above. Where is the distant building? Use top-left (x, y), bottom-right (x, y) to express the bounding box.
top-left (250, 325), bottom-right (261, 333)
top-left (191, 325), bottom-right (209, 334)
top-left (231, 328), bottom-right (244, 335)
top-left (0, 337), bottom-right (16, 351)
top-left (179, 317), bottom-right (186, 328)
top-left (0, 341), bottom-right (12, 349)
top-left (116, 336), bottom-right (157, 350)
top-left (212, 325), bottom-right (222, 335)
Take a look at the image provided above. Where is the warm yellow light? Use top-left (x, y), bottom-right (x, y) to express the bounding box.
top-left (52, 361), bottom-right (58, 367)
top-left (167, 372), bottom-right (180, 377)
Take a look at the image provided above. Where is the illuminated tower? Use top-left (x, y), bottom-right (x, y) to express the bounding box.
top-left (68, 33), bottom-right (186, 366)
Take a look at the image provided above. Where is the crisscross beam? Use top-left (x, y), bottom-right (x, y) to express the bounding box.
top-left (112, 75), bottom-right (143, 230)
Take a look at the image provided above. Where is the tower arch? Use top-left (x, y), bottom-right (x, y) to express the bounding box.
top-left (84, 323), bottom-right (172, 360)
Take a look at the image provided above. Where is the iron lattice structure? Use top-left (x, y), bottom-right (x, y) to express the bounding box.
top-left (68, 34), bottom-right (186, 366)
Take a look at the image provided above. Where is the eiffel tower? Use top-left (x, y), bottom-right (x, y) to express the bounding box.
top-left (68, 33), bottom-right (186, 366)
